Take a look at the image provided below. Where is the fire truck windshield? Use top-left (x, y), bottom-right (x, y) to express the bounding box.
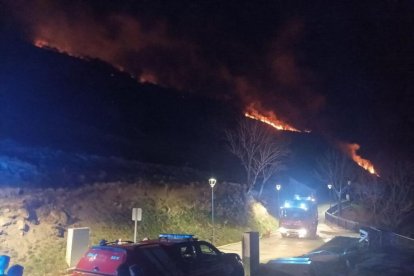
top-left (281, 208), bottom-right (307, 220)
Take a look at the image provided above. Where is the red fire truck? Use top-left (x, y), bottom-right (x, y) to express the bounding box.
top-left (278, 196), bottom-right (318, 239)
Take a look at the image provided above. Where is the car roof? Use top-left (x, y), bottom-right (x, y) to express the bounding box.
top-left (97, 238), bottom-right (198, 251)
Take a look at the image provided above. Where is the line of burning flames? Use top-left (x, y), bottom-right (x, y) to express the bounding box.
top-left (341, 143), bottom-right (378, 176)
top-left (34, 39), bottom-right (80, 59)
top-left (245, 106), bottom-right (378, 176)
top-left (244, 105), bottom-right (302, 132)
top-left (34, 38), bottom-right (155, 84)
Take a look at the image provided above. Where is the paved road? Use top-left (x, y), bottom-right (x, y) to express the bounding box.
top-left (218, 204), bottom-right (359, 263)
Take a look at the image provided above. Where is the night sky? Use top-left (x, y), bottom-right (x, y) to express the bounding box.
top-left (1, 0), bottom-right (414, 166)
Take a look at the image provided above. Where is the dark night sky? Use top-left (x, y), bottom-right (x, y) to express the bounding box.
top-left (1, 0), bottom-right (414, 165)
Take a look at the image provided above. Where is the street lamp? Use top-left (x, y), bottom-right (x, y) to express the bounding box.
top-left (276, 184), bottom-right (282, 214)
top-left (346, 180), bottom-right (351, 201)
top-left (327, 184), bottom-right (333, 208)
top-left (209, 178), bottom-right (217, 243)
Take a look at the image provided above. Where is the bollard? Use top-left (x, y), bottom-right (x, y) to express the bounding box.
top-left (242, 231), bottom-right (259, 276)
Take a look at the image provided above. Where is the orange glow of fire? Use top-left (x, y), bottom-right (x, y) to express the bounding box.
top-left (34, 39), bottom-right (49, 48)
top-left (342, 143), bottom-right (378, 176)
top-left (244, 104), bottom-right (302, 132)
top-left (139, 71), bottom-right (158, 84)
top-left (33, 38), bottom-right (158, 85)
top-left (33, 38), bottom-right (83, 59)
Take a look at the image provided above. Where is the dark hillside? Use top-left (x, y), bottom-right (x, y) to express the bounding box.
top-left (0, 38), bottom-right (245, 180)
top-left (0, 37), bottom-right (333, 190)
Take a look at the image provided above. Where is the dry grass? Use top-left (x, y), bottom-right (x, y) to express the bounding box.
top-left (0, 181), bottom-right (278, 275)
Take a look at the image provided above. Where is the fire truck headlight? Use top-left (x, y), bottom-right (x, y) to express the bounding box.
top-left (298, 228), bottom-right (307, 237)
top-left (279, 227), bottom-right (287, 234)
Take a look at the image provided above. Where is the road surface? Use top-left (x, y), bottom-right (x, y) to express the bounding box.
top-left (218, 203), bottom-right (359, 263)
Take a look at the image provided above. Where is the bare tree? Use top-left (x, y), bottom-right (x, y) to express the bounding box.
top-left (353, 172), bottom-right (383, 224)
top-left (315, 148), bottom-right (356, 215)
top-left (354, 161), bottom-right (414, 230)
top-left (376, 161), bottom-right (414, 228)
top-left (225, 119), bottom-right (289, 196)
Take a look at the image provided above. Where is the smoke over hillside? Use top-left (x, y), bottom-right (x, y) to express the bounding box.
top-left (5, 0), bottom-right (324, 129)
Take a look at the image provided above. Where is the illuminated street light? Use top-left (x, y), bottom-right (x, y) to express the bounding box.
top-left (346, 180), bottom-right (351, 201)
top-left (276, 184), bottom-right (282, 216)
top-left (327, 184), bottom-right (333, 208)
top-left (209, 178), bottom-right (217, 243)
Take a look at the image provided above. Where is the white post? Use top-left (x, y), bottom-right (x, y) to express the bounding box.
top-left (134, 219), bottom-right (138, 243)
top-left (242, 231), bottom-right (259, 276)
top-left (132, 208), bottom-right (142, 243)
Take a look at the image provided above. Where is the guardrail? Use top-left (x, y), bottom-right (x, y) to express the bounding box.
top-left (325, 201), bottom-right (360, 232)
top-left (392, 232), bottom-right (414, 250)
top-left (325, 201), bottom-right (414, 250)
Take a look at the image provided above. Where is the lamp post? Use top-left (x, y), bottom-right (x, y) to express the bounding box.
top-left (209, 178), bottom-right (217, 244)
top-left (327, 184), bottom-right (333, 208)
top-left (346, 180), bottom-right (351, 201)
top-left (276, 184), bottom-right (282, 215)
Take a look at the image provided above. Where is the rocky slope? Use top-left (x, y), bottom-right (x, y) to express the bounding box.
top-left (0, 180), bottom-right (277, 275)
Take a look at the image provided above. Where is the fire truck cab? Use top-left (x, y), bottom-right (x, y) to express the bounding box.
top-left (278, 195), bottom-right (318, 239)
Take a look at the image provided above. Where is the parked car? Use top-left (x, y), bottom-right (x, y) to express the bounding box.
top-left (73, 234), bottom-right (244, 276)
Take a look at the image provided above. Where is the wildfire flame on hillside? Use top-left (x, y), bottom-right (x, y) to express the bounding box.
top-left (244, 104), bottom-right (303, 132)
top-left (34, 39), bottom-right (48, 48)
top-left (34, 38), bottom-right (82, 59)
top-left (341, 143), bottom-right (379, 176)
top-left (245, 104), bottom-right (378, 176)
top-left (33, 38), bottom-right (156, 84)
top-left (33, 33), bottom-right (377, 176)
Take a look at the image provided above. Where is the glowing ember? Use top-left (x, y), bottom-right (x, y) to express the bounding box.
top-left (341, 143), bottom-right (379, 176)
top-left (244, 104), bottom-right (302, 132)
